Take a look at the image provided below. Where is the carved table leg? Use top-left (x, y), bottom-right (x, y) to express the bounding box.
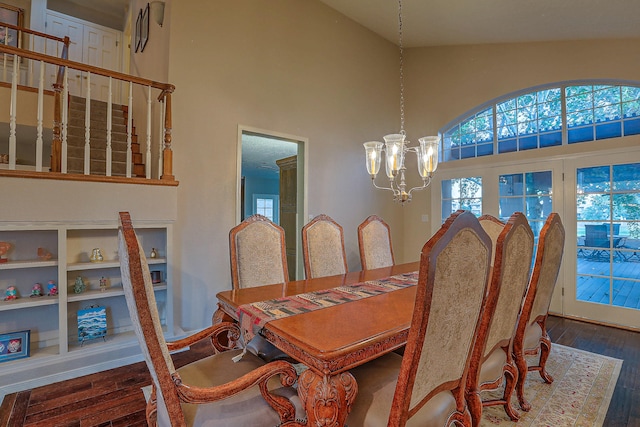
top-left (297, 369), bottom-right (358, 427)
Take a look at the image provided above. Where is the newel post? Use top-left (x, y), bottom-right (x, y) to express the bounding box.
top-left (160, 86), bottom-right (175, 181)
top-left (50, 83), bottom-right (62, 173)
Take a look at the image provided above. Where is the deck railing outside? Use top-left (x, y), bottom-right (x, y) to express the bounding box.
top-left (0, 22), bottom-right (175, 183)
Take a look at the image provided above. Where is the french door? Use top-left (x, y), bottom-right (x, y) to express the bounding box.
top-left (563, 153), bottom-right (640, 329)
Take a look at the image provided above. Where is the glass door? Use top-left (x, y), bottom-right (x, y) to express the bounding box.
top-left (564, 156), bottom-right (640, 328)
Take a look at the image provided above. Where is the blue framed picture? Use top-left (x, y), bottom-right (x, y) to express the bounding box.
top-left (0, 330), bottom-right (30, 363)
top-left (78, 306), bottom-right (107, 344)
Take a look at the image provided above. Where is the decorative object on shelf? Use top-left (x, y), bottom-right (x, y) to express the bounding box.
top-left (99, 276), bottom-right (108, 292)
top-left (37, 247), bottom-right (52, 260)
top-left (362, 0), bottom-right (440, 205)
top-left (90, 248), bottom-right (104, 262)
top-left (74, 276), bottom-right (86, 294)
top-left (150, 247), bottom-right (158, 258)
top-left (0, 241), bottom-right (12, 263)
top-left (78, 305), bottom-right (107, 346)
top-left (4, 286), bottom-right (18, 300)
top-left (0, 330), bottom-right (30, 363)
top-left (30, 283), bottom-right (44, 297)
top-left (150, 270), bottom-right (162, 284)
top-left (47, 280), bottom-right (58, 296)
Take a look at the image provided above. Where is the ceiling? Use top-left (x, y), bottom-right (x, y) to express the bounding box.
top-left (318, 0), bottom-right (640, 47)
top-left (241, 134), bottom-right (298, 179)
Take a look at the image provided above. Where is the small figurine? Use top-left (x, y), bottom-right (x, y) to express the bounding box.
top-left (4, 286), bottom-right (18, 301)
top-left (150, 248), bottom-right (158, 258)
top-left (99, 276), bottom-right (108, 292)
top-left (90, 248), bottom-right (104, 262)
top-left (0, 241), bottom-right (11, 263)
top-left (37, 247), bottom-right (52, 260)
top-left (30, 283), bottom-right (44, 297)
top-left (74, 276), bottom-right (86, 294)
top-left (47, 280), bottom-right (58, 296)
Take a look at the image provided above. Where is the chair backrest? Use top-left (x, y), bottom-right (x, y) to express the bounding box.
top-left (479, 214), bottom-right (505, 266)
top-left (118, 212), bottom-right (185, 426)
top-left (229, 214), bottom-right (288, 289)
top-left (388, 210), bottom-right (497, 426)
top-left (482, 212), bottom-right (534, 359)
top-left (301, 214), bottom-right (348, 279)
top-left (602, 222), bottom-right (621, 236)
top-left (517, 213), bottom-right (565, 338)
top-left (357, 215), bottom-right (395, 270)
top-left (584, 224), bottom-right (608, 247)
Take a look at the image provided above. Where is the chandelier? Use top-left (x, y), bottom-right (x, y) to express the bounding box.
top-left (363, 0), bottom-right (440, 205)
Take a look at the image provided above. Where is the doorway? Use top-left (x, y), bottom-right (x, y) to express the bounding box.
top-left (238, 127), bottom-right (307, 280)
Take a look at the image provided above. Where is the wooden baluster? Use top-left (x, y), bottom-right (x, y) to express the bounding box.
top-left (161, 87), bottom-right (174, 181)
top-left (126, 81), bottom-right (133, 178)
top-left (9, 54), bottom-right (18, 170)
top-left (106, 77), bottom-right (113, 176)
top-left (36, 60), bottom-right (44, 171)
top-left (51, 82), bottom-right (62, 173)
top-left (146, 85), bottom-right (152, 179)
top-left (84, 72), bottom-right (91, 175)
top-left (61, 66), bottom-right (69, 173)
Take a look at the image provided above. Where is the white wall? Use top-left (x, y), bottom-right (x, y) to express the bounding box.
top-left (167, 0), bottom-right (407, 330)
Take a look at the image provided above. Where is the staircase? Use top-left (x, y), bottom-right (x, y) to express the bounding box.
top-left (66, 95), bottom-right (145, 177)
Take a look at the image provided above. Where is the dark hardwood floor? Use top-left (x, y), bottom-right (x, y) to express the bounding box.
top-left (1, 315), bottom-right (639, 426)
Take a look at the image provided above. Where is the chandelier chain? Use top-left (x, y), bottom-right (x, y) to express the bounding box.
top-left (398, 0), bottom-right (405, 135)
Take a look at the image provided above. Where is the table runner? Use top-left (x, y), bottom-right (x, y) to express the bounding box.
top-left (237, 271), bottom-right (419, 344)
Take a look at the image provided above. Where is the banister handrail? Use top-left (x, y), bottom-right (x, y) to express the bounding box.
top-left (0, 21), bottom-right (67, 44)
top-left (0, 43), bottom-right (173, 92)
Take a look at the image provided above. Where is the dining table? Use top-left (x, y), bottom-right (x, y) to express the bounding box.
top-left (215, 261), bottom-right (420, 427)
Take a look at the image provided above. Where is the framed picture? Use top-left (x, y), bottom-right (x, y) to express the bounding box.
top-left (0, 330), bottom-right (30, 363)
top-left (134, 8), bottom-right (142, 53)
top-left (0, 3), bottom-right (24, 49)
top-left (78, 305), bottom-right (107, 345)
top-left (140, 2), bottom-right (149, 52)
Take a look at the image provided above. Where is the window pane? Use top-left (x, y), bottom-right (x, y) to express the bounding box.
top-left (577, 166), bottom-right (611, 193)
top-left (577, 194), bottom-right (611, 221)
top-left (613, 163), bottom-right (640, 191)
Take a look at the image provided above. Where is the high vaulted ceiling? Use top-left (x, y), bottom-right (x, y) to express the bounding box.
top-left (317, 0), bottom-right (640, 48)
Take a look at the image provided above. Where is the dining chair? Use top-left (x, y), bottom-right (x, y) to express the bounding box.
top-left (226, 213), bottom-right (292, 362)
top-left (513, 212), bottom-right (565, 411)
top-left (358, 215), bottom-right (395, 270)
top-left (301, 214), bottom-right (348, 279)
top-left (478, 214), bottom-right (505, 266)
top-left (118, 212), bottom-right (304, 427)
top-left (229, 214), bottom-right (289, 290)
top-left (467, 212), bottom-right (534, 424)
top-left (583, 224), bottom-right (609, 260)
top-left (346, 210), bottom-right (499, 427)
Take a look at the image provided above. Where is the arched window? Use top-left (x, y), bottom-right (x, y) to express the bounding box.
top-left (441, 82), bottom-right (640, 162)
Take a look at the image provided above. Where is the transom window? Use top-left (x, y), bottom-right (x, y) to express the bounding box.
top-left (442, 83), bottom-right (640, 162)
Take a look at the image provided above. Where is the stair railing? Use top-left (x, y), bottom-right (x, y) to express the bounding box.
top-left (1, 35), bottom-right (175, 183)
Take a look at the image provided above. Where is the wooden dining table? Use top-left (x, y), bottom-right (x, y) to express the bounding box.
top-left (215, 261), bottom-right (420, 427)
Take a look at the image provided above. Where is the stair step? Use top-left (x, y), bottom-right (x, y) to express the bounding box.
top-left (67, 116), bottom-right (128, 133)
top-left (67, 158), bottom-right (128, 176)
top-left (67, 147), bottom-right (128, 162)
top-left (66, 128), bottom-right (132, 144)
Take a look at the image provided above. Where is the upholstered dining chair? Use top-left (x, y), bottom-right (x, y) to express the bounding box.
top-left (346, 210), bottom-right (499, 427)
top-left (467, 212), bottom-right (534, 424)
top-left (301, 214), bottom-right (348, 279)
top-left (229, 214), bottom-right (289, 290)
top-left (358, 215), bottom-right (395, 270)
top-left (478, 214), bottom-right (506, 266)
top-left (513, 212), bottom-right (565, 411)
top-left (118, 212), bottom-right (304, 427)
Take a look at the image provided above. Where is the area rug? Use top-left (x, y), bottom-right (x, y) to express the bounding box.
top-left (480, 344), bottom-right (622, 426)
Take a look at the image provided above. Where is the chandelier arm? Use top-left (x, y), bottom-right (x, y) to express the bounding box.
top-left (406, 176), bottom-right (433, 196)
top-left (370, 177), bottom-right (401, 196)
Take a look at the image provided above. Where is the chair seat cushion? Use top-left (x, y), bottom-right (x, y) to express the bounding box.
top-left (346, 352), bottom-right (457, 427)
top-left (479, 346), bottom-right (508, 387)
top-left (162, 349), bottom-right (304, 427)
top-left (523, 322), bottom-right (543, 352)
